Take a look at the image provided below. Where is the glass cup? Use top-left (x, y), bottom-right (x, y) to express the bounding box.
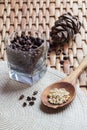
top-left (5, 30), bottom-right (48, 85)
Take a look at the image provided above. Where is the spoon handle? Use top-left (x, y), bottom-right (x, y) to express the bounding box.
top-left (63, 55), bottom-right (87, 85)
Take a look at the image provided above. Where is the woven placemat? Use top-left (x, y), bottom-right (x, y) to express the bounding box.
top-left (0, 0), bottom-right (87, 86)
top-left (0, 61), bottom-right (87, 130)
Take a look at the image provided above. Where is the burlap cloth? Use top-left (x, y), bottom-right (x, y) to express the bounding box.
top-left (0, 62), bottom-right (87, 130)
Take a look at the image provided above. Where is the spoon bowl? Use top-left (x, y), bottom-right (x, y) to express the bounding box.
top-left (41, 82), bottom-right (75, 109)
top-left (41, 55), bottom-right (87, 109)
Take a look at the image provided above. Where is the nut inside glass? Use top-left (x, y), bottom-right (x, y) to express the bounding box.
top-left (5, 30), bottom-right (48, 85)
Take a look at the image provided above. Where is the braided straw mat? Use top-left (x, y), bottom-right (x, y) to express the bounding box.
top-left (0, 0), bottom-right (87, 86)
top-left (0, 61), bottom-right (87, 130)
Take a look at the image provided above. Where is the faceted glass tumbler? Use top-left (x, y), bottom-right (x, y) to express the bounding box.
top-left (5, 30), bottom-right (48, 85)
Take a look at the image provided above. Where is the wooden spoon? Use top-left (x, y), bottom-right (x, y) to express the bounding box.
top-left (41, 56), bottom-right (87, 109)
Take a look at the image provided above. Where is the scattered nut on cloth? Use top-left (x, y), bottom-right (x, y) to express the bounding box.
top-left (0, 61), bottom-right (87, 130)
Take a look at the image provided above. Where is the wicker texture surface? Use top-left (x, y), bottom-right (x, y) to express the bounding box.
top-left (0, 0), bottom-right (87, 86)
top-left (0, 62), bottom-right (87, 130)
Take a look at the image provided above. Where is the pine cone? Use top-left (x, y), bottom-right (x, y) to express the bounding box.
top-left (50, 13), bottom-right (81, 49)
